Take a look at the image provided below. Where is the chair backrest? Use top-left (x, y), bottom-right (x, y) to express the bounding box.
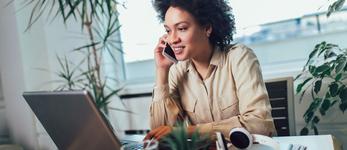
top-left (265, 77), bottom-right (296, 136)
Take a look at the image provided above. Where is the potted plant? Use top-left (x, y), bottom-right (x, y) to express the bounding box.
top-left (19, 0), bottom-right (126, 115)
top-left (295, 0), bottom-right (346, 135)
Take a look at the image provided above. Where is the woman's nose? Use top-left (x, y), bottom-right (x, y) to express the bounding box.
top-left (168, 32), bottom-right (180, 45)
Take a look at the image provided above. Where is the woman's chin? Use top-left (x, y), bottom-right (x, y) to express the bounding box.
top-left (176, 56), bottom-right (186, 61)
top-left (175, 54), bottom-right (188, 61)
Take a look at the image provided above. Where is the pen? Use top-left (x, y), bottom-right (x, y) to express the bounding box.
top-left (144, 138), bottom-right (154, 149)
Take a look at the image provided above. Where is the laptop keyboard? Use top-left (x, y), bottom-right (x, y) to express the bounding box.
top-left (124, 144), bottom-right (143, 150)
top-left (121, 140), bottom-right (144, 150)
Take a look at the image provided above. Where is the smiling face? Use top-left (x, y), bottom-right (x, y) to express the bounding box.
top-left (164, 6), bottom-right (212, 61)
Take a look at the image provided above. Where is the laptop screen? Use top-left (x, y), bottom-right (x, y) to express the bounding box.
top-left (23, 90), bottom-right (122, 150)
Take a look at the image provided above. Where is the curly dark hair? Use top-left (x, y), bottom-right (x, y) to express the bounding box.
top-left (152, 0), bottom-right (235, 48)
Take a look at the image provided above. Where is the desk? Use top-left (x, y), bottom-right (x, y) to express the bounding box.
top-left (273, 135), bottom-right (342, 150)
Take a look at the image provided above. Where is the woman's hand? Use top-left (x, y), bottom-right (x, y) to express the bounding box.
top-left (154, 35), bottom-right (174, 70)
top-left (143, 126), bottom-right (173, 141)
top-left (143, 125), bottom-right (197, 141)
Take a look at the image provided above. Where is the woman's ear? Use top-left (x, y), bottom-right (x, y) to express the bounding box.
top-left (205, 25), bottom-right (212, 37)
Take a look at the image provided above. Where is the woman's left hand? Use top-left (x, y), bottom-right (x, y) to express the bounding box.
top-left (143, 126), bottom-right (173, 141)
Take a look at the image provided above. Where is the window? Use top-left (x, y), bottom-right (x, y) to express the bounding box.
top-left (118, 0), bottom-right (337, 63)
top-left (118, 0), bottom-right (347, 84)
top-left (118, 0), bottom-right (164, 63)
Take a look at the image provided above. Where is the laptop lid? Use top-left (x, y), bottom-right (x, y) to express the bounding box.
top-left (22, 90), bottom-right (122, 150)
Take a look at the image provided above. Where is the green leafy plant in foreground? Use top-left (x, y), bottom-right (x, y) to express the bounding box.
top-left (160, 123), bottom-right (211, 150)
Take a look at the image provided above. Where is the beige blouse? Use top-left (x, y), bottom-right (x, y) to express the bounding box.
top-left (150, 44), bottom-right (276, 139)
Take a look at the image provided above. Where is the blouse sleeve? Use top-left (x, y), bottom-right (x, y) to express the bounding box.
top-left (150, 66), bottom-right (185, 129)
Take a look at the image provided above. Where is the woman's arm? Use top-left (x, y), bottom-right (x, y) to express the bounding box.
top-left (150, 35), bottom-right (184, 129)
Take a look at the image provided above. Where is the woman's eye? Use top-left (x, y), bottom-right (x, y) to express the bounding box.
top-left (165, 29), bottom-right (170, 33)
top-left (178, 27), bottom-right (187, 31)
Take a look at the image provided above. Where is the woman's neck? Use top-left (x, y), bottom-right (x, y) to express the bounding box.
top-left (191, 44), bottom-right (214, 80)
top-left (192, 44), bottom-right (214, 70)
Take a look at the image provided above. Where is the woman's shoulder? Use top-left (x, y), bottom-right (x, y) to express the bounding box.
top-left (223, 43), bottom-right (257, 62)
top-left (224, 43), bottom-right (254, 55)
top-left (168, 60), bottom-right (190, 76)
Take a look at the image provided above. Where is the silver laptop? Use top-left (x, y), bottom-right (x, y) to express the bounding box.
top-left (23, 90), bottom-right (140, 150)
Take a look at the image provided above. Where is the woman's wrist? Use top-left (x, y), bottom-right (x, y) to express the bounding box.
top-left (156, 68), bottom-right (169, 85)
top-left (187, 125), bottom-right (197, 137)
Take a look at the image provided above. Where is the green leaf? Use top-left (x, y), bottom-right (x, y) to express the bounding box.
top-left (326, 92), bottom-right (332, 98)
top-left (327, 0), bottom-right (346, 17)
top-left (315, 64), bottom-right (330, 74)
top-left (331, 100), bottom-right (338, 106)
top-left (309, 65), bottom-right (316, 75)
top-left (324, 51), bottom-right (336, 59)
top-left (314, 80), bottom-right (322, 94)
top-left (296, 77), bottom-right (312, 93)
top-left (321, 67), bottom-right (332, 77)
top-left (57, 0), bottom-right (66, 22)
top-left (326, 43), bottom-right (339, 48)
top-left (319, 99), bottom-right (331, 116)
top-left (329, 82), bottom-right (339, 97)
top-left (312, 116), bottom-right (320, 124)
top-left (25, 0), bottom-right (48, 32)
top-left (344, 61), bottom-right (347, 71)
top-left (335, 73), bottom-right (342, 81)
top-left (161, 122), bottom-right (210, 150)
top-left (304, 111), bottom-right (314, 123)
top-left (335, 0), bottom-right (346, 10)
top-left (300, 127), bottom-right (309, 135)
top-left (317, 41), bottom-right (327, 56)
top-left (339, 103), bottom-right (347, 113)
top-left (309, 44), bottom-right (320, 59)
top-left (339, 87), bottom-right (347, 103)
top-left (304, 98), bottom-right (322, 123)
top-left (313, 125), bottom-right (319, 135)
top-left (335, 57), bottom-right (346, 74)
top-left (73, 42), bottom-right (101, 51)
top-left (294, 73), bottom-right (302, 80)
top-left (299, 89), bottom-right (307, 103)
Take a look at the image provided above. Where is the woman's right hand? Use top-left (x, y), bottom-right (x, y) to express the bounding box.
top-left (154, 35), bottom-right (174, 71)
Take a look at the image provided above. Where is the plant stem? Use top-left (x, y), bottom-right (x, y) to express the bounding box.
top-left (84, 14), bottom-right (101, 90)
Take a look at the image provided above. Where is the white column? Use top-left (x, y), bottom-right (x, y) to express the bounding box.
top-left (0, 1), bottom-right (38, 149)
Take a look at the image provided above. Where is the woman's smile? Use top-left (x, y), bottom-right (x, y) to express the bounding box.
top-left (172, 46), bottom-right (185, 55)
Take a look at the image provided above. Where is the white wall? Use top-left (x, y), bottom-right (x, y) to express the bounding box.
top-left (0, 1), bottom-right (40, 149)
top-left (1, 1), bottom-right (126, 149)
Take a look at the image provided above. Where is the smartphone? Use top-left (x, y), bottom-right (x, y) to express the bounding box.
top-left (162, 43), bottom-right (178, 64)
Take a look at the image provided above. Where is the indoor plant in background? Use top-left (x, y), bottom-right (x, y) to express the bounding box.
top-left (295, 0), bottom-right (346, 135)
top-left (20, 0), bottom-right (127, 115)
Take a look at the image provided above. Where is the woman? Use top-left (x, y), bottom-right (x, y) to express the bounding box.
top-left (144, 0), bottom-right (276, 141)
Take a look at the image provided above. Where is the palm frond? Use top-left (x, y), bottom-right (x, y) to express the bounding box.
top-left (73, 42), bottom-right (101, 51)
top-left (22, 0), bottom-right (125, 115)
